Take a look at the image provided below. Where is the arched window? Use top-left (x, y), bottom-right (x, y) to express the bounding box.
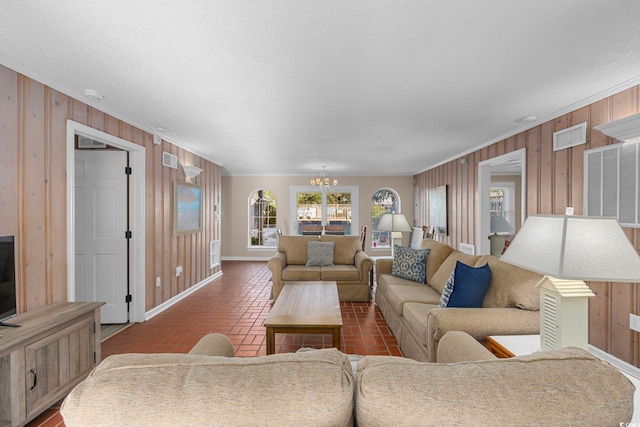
top-left (371, 188), bottom-right (400, 248)
top-left (249, 189), bottom-right (277, 247)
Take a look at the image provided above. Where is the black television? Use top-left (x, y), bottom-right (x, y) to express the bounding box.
top-left (0, 236), bottom-right (19, 327)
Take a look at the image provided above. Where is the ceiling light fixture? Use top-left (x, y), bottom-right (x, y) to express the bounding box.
top-left (311, 166), bottom-right (338, 192)
top-left (155, 126), bottom-right (170, 132)
top-left (515, 115), bottom-right (537, 123)
top-left (83, 89), bottom-right (104, 101)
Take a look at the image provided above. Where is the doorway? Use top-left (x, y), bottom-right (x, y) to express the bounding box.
top-left (66, 120), bottom-right (146, 323)
top-left (477, 149), bottom-right (526, 255)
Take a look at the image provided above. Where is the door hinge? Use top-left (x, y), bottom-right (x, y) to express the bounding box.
top-left (125, 230), bottom-right (132, 239)
top-left (125, 294), bottom-right (132, 303)
top-left (125, 166), bottom-right (132, 175)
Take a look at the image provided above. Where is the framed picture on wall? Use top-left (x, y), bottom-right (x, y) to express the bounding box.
top-left (429, 185), bottom-right (448, 236)
top-left (174, 181), bottom-right (203, 236)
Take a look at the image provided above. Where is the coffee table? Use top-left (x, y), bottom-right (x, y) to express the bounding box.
top-left (264, 281), bottom-right (342, 355)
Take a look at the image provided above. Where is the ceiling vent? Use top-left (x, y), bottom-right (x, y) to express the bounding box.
top-left (553, 122), bottom-right (587, 151)
top-left (78, 136), bottom-right (106, 149)
top-left (162, 151), bottom-right (178, 169)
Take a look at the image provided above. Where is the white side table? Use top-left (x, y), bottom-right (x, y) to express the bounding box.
top-left (486, 334), bottom-right (540, 357)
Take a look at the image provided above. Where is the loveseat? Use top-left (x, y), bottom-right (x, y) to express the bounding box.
top-left (61, 333), bottom-right (635, 426)
top-left (268, 235), bottom-right (373, 301)
top-left (375, 238), bottom-right (544, 362)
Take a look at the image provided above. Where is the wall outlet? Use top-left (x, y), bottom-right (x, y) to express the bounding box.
top-left (176, 266), bottom-right (183, 277)
top-left (630, 313), bottom-right (640, 332)
top-left (156, 277), bottom-right (161, 287)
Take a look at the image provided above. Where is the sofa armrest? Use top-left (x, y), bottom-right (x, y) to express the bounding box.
top-left (426, 307), bottom-right (539, 362)
top-left (354, 251), bottom-right (373, 279)
top-left (375, 257), bottom-right (393, 283)
top-left (267, 251), bottom-right (287, 271)
top-left (188, 333), bottom-right (235, 357)
top-left (267, 251), bottom-right (287, 300)
top-left (428, 307), bottom-right (539, 340)
top-left (436, 331), bottom-right (497, 363)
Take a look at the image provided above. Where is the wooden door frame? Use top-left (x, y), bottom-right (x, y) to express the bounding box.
top-left (66, 120), bottom-right (146, 323)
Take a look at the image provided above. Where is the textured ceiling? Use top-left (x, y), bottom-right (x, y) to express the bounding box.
top-left (2, 1), bottom-right (640, 176)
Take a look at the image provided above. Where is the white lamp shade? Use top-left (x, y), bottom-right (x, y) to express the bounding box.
top-left (490, 215), bottom-right (514, 233)
top-left (377, 214), bottom-right (412, 232)
top-left (501, 214), bottom-right (640, 282)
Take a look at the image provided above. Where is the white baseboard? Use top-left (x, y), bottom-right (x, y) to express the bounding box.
top-left (144, 270), bottom-right (223, 320)
top-left (588, 344), bottom-right (640, 379)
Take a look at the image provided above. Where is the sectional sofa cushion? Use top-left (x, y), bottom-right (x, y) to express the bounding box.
top-left (355, 348), bottom-right (634, 426)
top-left (62, 348), bottom-right (355, 427)
top-left (320, 235), bottom-right (361, 265)
top-left (420, 239), bottom-right (454, 284)
top-left (428, 251), bottom-right (482, 294)
top-left (391, 246), bottom-right (430, 283)
top-left (319, 264), bottom-right (361, 281)
top-left (306, 241), bottom-right (335, 266)
top-left (385, 283), bottom-right (441, 314)
top-left (281, 265), bottom-right (321, 281)
top-left (277, 235), bottom-right (320, 265)
top-left (483, 256), bottom-right (543, 310)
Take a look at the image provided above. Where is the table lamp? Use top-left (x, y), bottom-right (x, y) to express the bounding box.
top-left (378, 213), bottom-right (412, 256)
top-left (489, 215), bottom-right (514, 256)
top-left (501, 213), bottom-right (640, 351)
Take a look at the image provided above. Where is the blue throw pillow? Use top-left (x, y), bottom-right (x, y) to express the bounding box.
top-left (439, 261), bottom-right (491, 308)
top-left (390, 246), bottom-right (430, 283)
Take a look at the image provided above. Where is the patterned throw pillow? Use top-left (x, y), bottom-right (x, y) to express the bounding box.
top-left (305, 241), bottom-right (335, 266)
top-left (439, 269), bottom-right (456, 307)
top-left (439, 261), bottom-right (492, 308)
top-left (390, 246), bottom-right (430, 283)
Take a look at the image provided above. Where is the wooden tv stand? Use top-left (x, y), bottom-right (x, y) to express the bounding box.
top-left (0, 302), bottom-right (103, 427)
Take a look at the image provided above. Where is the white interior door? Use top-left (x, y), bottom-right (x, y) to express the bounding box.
top-left (75, 150), bottom-right (128, 323)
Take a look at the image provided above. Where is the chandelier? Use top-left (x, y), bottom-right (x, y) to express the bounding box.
top-left (310, 166), bottom-right (338, 192)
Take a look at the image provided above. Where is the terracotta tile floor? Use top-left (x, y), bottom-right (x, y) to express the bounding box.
top-left (27, 260), bottom-right (400, 426)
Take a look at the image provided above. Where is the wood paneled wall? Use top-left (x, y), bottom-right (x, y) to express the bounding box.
top-left (0, 64), bottom-right (221, 315)
top-left (414, 85), bottom-right (640, 366)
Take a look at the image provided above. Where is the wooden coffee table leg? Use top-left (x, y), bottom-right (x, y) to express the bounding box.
top-left (332, 327), bottom-right (341, 351)
top-left (266, 327), bottom-right (275, 355)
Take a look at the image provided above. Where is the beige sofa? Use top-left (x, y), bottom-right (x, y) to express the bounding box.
top-left (268, 235), bottom-right (373, 301)
top-left (62, 335), bottom-right (355, 427)
top-left (61, 333), bottom-right (634, 426)
top-left (356, 331), bottom-right (635, 426)
top-left (375, 238), bottom-right (544, 362)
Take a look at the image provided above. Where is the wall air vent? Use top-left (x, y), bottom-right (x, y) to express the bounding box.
top-left (553, 122), bottom-right (587, 151)
top-left (162, 151), bottom-right (178, 169)
top-left (78, 136), bottom-right (106, 149)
